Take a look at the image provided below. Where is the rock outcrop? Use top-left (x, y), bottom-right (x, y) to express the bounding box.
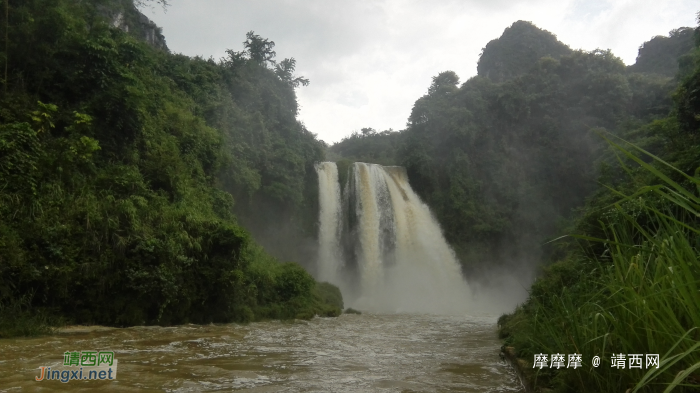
top-left (100, 1), bottom-right (169, 51)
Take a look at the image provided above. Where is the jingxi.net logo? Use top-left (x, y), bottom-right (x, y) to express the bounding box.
top-left (35, 351), bottom-right (118, 383)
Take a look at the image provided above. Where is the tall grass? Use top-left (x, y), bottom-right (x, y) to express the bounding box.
top-left (0, 293), bottom-right (62, 338)
top-left (500, 135), bottom-right (700, 392)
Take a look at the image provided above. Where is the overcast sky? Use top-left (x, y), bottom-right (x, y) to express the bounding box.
top-left (142, 0), bottom-right (698, 144)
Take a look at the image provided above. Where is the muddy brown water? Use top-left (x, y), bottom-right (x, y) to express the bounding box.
top-left (0, 313), bottom-right (523, 392)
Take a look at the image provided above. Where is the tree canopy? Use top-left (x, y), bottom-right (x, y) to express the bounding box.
top-left (0, 0), bottom-right (338, 332)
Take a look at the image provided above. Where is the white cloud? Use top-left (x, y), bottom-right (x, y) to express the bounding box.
top-left (143, 0), bottom-right (698, 143)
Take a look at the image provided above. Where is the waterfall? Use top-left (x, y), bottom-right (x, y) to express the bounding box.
top-left (315, 162), bottom-right (342, 283)
top-left (317, 162), bottom-right (471, 314)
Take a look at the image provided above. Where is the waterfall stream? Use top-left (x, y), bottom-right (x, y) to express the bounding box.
top-left (316, 162), bottom-right (472, 313)
top-left (316, 162), bottom-right (343, 284)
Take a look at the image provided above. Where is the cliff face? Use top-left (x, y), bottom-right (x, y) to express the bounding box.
top-left (101, 1), bottom-right (169, 51)
top-left (477, 21), bottom-right (571, 83)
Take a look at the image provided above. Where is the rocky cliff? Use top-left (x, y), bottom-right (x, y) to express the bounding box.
top-left (100, 0), bottom-right (169, 51)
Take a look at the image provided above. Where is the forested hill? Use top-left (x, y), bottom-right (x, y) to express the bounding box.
top-left (477, 21), bottom-right (572, 83)
top-left (0, 0), bottom-right (340, 334)
top-left (330, 20), bottom-right (697, 275)
top-left (629, 26), bottom-right (696, 76)
top-left (497, 18), bottom-right (700, 391)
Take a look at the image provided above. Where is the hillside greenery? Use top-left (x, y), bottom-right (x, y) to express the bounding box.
top-left (331, 18), bottom-right (700, 391)
top-left (629, 26), bottom-right (696, 76)
top-left (477, 20), bottom-right (572, 83)
top-left (0, 0), bottom-right (340, 336)
top-left (331, 21), bottom-right (693, 276)
top-left (328, 127), bottom-right (403, 166)
top-left (498, 30), bottom-right (700, 389)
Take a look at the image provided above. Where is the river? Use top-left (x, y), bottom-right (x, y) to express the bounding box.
top-left (0, 313), bottom-right (523, 392)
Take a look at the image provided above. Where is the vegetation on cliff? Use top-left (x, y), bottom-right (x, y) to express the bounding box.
top-left (0, 0), bottom-right (339, 336)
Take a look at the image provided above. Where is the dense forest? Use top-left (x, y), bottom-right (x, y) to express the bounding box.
top-left (331, 17), bottom-right (700, 393)
top-left (331, 20), bottom-right (697, 276)
top-left (0, 0), bottom-right (342, 335)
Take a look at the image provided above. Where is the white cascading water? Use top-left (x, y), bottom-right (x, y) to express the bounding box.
top-left (354, 163), bottom-right (390, 295)
top-left (316, 162), bottom-right (472, 314)
top-left (315, 162), bottom-right (343, 284)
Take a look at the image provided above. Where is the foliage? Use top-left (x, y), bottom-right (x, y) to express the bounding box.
top-left (499, 22), bottom-right (700, 392)
top-left (629, 27), bottom-right (696, 77)
top-left (0, 293), bottom-right (62, 338)
top-left (500, 137), bottom-right (700, 392)
top-left (329, 128), bottom-right (403, 167)
top-left (134, 0), bottom-right (169, 10)
top-left (0, 0), bottom-right (338, 336)
top-left (477, 20), bottom-right (572, 83)
top-left (329, 22), bottom-right (698, 275)
top-left (313, 282), bottom-right (344, 317)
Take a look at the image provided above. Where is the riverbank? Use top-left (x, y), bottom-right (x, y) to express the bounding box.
top-left (500, 346), bottom-right (536, 392)
top-left (0, 279), bottom-right (344, 339)
top-left (57, 325), bottom-right (117, 334)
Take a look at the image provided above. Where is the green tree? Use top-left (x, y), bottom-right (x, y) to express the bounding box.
top-left (244, 31), bottom-right (277, 66)
top-left (0, 0), bottom-right (339, 334)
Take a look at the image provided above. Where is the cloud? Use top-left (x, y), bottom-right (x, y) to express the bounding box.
top-left (143, 0), bottom-right (699, 143)
top-left (336, 90), bottom-right (369, 108)
top-left (556, 0), bottom-right (698, 62)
